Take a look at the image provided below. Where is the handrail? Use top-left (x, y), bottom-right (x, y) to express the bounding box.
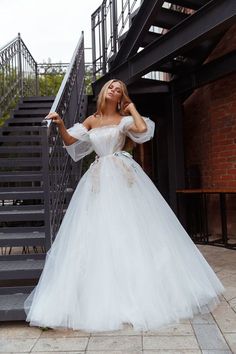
top-left (0, 35), bottom-right (18, 52)
top-left (44, 33), bottom-right (85, 129)
top-left (0, 33), bottom-right (38, 117)
top-left (41, 32), bottom-right (87, 248)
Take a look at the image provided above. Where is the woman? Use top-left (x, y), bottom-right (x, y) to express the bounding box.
top-left (24, 79), bottom-right (225, 332)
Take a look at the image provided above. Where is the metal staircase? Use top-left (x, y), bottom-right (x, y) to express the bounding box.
top-left (0, 96), bottom-right (54, 251)
top-left (92, 0), bottom-right (236, 95)
top-left (0, 33), bottom-right (87, 321)
top-left (0, 96), bottom-right (53, 321)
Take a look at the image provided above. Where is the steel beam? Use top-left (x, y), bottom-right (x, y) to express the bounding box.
top-left (128, 78), bottom-right (169, 94)
top-left (172, 50), bottom-right (236, 94)
top-left (93, 0), bottom-right (235, 96)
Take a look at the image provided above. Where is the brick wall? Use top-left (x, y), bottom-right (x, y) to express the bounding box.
top-left (184, 25), bottom-right (236, 188)
top-left (183, 25), bottom-right (236, 239)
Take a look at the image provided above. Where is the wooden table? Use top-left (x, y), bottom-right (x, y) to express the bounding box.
top-left (176, 189), bottom-right (236, 249)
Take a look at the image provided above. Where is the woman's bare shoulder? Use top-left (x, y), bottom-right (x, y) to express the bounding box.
top-left (82, 115), bottom-right (96, 130)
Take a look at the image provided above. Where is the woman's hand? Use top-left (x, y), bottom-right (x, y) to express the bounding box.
top-left (123, 102), bottom-right (135, 115)
top-left (45, 112), bottom-right (77, 146)
top-left (45, 112), bottom-right (64, 126)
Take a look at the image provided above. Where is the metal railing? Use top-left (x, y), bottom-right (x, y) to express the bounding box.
top-left (91, 0), bottom-right (142, 80)
top-left (41, 32), bottom-right (87, 249)
top-left (0, 33), bottom-right (38, 118)
top-left (0, 34), bottom-right (72, 121)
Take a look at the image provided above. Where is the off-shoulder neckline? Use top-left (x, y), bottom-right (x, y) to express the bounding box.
top-left (86, 115), bottom-right (132, 134)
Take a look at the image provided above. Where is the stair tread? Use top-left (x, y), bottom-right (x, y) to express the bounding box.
top-left (0, 259), bottom-right (45, 271)
top-left (0, 293), bottom-right (29, 311)
top-left (0, 190), bottom-right (43, 195)
top-left (23, 96), bottom-right (54, 101)
top-left (2, 126), bottom-right (42, 131)
top-left (0, 232), bottom-right (45, 240)
top-left (0, 209), bottom-right (44, 215)
top-left (0, 146), bottom-right (42, 150)
top-left (0, 171), bottom-right (42, 175)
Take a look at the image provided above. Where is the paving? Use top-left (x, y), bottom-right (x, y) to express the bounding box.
top-left (0, 244), bottom-right (235, 354)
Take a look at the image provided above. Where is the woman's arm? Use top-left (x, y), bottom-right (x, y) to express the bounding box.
top-left (123, 103), bottom-right (147, 133)
top-left (45, 113), bottom-right (92, 146)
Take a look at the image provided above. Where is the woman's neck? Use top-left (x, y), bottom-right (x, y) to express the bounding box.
top-left (102, 102), bottom-right (118, 119)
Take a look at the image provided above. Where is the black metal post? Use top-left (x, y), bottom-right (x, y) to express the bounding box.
top-left (41, 128), bottom-right (52, 251)
top-left (112, 0), bottom-right (118, 55)
top-left (17, 33), bottom-right (23, 97)
top-left (219, 193), bottom-right (228, 246)
top-left (101, 3), bottom-right (107, 75)
top-left (35, 62), bottom-right (39, 95)
top-left (167, 95), bottom-right (186, 218)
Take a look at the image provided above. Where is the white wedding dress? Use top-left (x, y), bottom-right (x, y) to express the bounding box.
top-left (24, 115), bottom-right (225, 332)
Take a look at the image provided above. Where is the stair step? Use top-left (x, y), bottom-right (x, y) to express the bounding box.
top-left (0, 186), bottom-right (42, 192)
top-left (169, 0), bottom-right (205, 10)
top-left (22, 96), bottom-right (54, 103)
top-left (1, 126), bottom-right (42, 132)
top-left (0, 173), bottom-right (42, 181)
top-left (0, 146), bottom-right (42, 153)
top-left (0, 259), bottom-right (45, 280)
top-left (13, 109), bottom-right (49, 117)
top-left (0, 209), bottom-right (44, 222)
top-left (153, 7), bottom-right (189, 30)
top-left (1, 226), bottom-right (45, 233)
top-left (1, 253), bottom-right (45, 260)
top-left (0, 232), bottom-right (45, 247)
top-left (0, 190), bottom-right (44, 199)
top-left (0, 292), bottom-right (29, 321)
top-left (8, 118), bottom-right (44, 125)
top-left (0, 158), bottom-right (42, 167)
top-left (0, 205), bottom-right (44, 211)
top-left (0, 136), bottom-right (42, 142)
top-left (118, 30), bottom-right (161, 49)
top-left (19, 102), bottom-right (53, 109)
top-left (0, 286), bottom-right (35, 295)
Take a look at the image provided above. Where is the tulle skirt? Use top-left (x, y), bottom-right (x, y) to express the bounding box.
top-left (24, 151), bottom-right (225, 332)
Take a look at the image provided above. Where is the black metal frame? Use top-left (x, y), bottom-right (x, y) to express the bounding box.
top-left (93, 0), bottom-right (235, 95)
top-left (90, 0), bottom-right (236, 249)
top-left (172, 50), bottom-right (236, 95)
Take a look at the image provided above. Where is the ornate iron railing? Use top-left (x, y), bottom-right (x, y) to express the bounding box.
top-left (0, 33), bottom-right (38, 118)
top-left (91, 0), bottom-right (142, 80)
top-left (41, 32), bottom-right (87, 249)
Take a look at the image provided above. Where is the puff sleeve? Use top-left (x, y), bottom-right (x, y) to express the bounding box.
top-left (120, 115), bottom-right (155, 143)
top-left (63, 123), bottom-right (94, 162)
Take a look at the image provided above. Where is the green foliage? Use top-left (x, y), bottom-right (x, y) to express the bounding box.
top-left (38, 61), bottom-right (67, 96)
top-left (38, 74), bottom-right (64, 97)
top-left (84, 66), bottom-right (93, 95)
top-left (0, 97), bottom-right (20, 127)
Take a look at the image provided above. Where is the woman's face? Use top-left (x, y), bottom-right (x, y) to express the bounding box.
top-left (106, 81), bottom-right (122, 103)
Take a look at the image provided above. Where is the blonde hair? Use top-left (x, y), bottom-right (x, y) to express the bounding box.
top-left (95, 79), bottom-right (132, 117)
top-left (94, 79), bottom-right (136, 152)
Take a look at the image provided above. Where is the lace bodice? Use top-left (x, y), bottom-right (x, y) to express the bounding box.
top-left (64, 115), bottom-right (155, 162)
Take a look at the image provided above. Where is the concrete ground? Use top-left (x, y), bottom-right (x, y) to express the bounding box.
top-left (0, 244), bottom-right (236, 354)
